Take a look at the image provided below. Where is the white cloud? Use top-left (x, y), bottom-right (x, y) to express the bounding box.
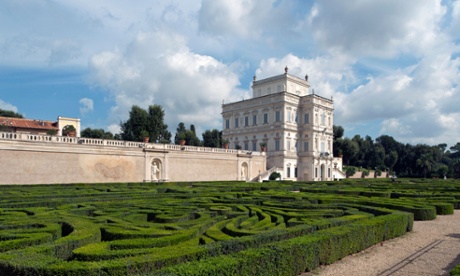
top-left (88, 30), bottom-right (240, 134)
top-left (107, 123), bottom-right (120, 135)
top-left (79, 98), bottom-right (94, 114)
top-left (308, 0), bottom-right (447, 58)
top-left (0, 100), bottom-right (18, 113)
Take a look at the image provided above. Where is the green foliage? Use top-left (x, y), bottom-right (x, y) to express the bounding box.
top-left (0, 179), bottom-right (458, 275)
top-left (62, 125), bottom-right (76, 133)
top-left (333, 125), bottom-right (344, 140)
top-left (120, 105), bottom-right (171, 143)
top-left (202, 129), bottom-right (222, 148)
top-left (334, 127), bottom-right (460, 179)
top-left (46, 129), bottom-right (57, 136)
top-left (80, 128), bottom-right (114, 139)
top-left (175, 122), bottom-right (201, 146)
top-left (0, 109), bottom-right (23, 118)
top-left (269, 172), bottom-right (281, 180)
top-left (345, 167), bottom-right (356, 177)
top-left (451, 263), bottom-right (460, 275)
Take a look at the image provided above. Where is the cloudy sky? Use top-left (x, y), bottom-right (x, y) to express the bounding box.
top-left (0, 0), bottom-right (459, 147)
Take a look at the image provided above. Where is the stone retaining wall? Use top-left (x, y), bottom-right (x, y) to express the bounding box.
top-left (0, 132), bottom-right (266, 185)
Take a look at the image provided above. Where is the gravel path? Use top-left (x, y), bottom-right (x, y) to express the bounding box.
top-left (301, 211), bottom-right (460, 276)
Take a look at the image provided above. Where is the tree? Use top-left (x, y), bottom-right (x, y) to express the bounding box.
top-left (450, 142), bottom-right (460, 159)
top-left (0, 109), bottom-right (23, 118)
top-left (341, 138), bottom-right (359, 165)
top-left (376, 135), bottom-right (401, 156)
top-left (120, 105), bottom-right (171, 143)
top-left (384, 150), bottom-right (398, 173)
top-left (369, 143), bottom-right (386, 169)
top-left (81, 128), bottom-right (114, 139)
top-left (174, 122), bottom-right (187, 144)
top-left (147, 105), bottom-right (172, 143)
top-left (452, 159), bottom-right (460, 178)
top-left (416, 153), bottom-right (434, 178)
top-left (345, 167), bottom-right (356, 178)
top-left (269, 171), bottom-right (281, 180)
top-left (202, 129), bottom-right (221, 148)
top-left (332, 125), bottom-right (345, 157)
top-left (436, 164), bottom-right (448, 178)
top-left (333, 125), bottom-right (344, 140)
top-left (174, 122), bottom-right (201, 146)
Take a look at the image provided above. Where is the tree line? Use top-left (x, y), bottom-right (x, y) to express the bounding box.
top-left (333, 125), bottom-right (460, 178)
top-left (84, 105), bottom-right (224, 148)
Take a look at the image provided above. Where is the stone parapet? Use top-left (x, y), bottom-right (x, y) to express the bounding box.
top-left (0, 132), bottom-right (266, 185)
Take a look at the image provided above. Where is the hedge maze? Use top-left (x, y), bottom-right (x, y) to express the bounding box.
top-left (0, 179), bottom-right (459, 275)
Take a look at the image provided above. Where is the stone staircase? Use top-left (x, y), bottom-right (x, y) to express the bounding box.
top-left (250, 166), bottom-right (281, 182)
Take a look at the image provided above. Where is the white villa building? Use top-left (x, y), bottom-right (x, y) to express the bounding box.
top-left (222, 67), bottom-right (344, 181)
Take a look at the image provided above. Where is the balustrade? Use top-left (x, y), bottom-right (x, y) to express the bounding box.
top-left (0, 131), bottom-right (257, 155)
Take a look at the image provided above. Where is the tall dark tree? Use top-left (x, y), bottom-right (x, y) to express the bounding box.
top-left (384, 150), bottom-right (398, 173)
top-left (120, 105), bottom-right (171, 143)
top-left (190, 124), bottom-right (196, 136)
top-left (174, 122), bottom-right (187, 144)
top-left (146, 105), bottom-right (172, 143)
top-left (376, 135), bottom-right (400, 154)
top-left (332, 125), bottom-right (345, 157)
top-left (452, 159), bottom-right (460, 178)
top-left (341, 138), bottom-right (359, 165)
top-left (333, 125), bottom-right (344, 140)
top-left (174, 122), bottom-right (201, 146)
top-left (416, 153), bottom-right (434, 178)
top-left (202, 129), bottom-right (222, 148)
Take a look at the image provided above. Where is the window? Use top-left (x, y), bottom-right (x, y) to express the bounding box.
top-left (287, 167), bottom-right (291, 178)
top-left (294, 167), bottom-right (298, 178)
top-left (275, 111), bottom-right (281, 122)
top-left (304, 141), bottom-right (309, 152)
top-left (252, 141), bottom-right (257, 151)
top-left (225, 119), bottom-right (230, 129)
top-left (328, 168), bottom-right (331, 178)
top-left (235, 118), bottom-right (239, 128)
top-left (321, 111), bottom-right (326, 125)
top-left (263, 113), bottom-right (268, 124)
top-left (253, 115), bottom-right (257, 125)
top-left (244, 116), bottom-right (249, 127)
top-left (287, 140), bottom-right (291, 151)
top-left (321, 142), bottom-right (325, 153)
top-left (287, 111), bottom-right (291, 122)
top-left (315, 167), bottom-right (318, 178)
top-left (304, 113), bottom-right (309, 124)
top-left (244, 141), bottom-right (249, 150)
top-left (275, 140), bottom-right (280, 151)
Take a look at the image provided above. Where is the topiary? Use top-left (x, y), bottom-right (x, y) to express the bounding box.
top-left (269, 172), bottom-right (281, 181)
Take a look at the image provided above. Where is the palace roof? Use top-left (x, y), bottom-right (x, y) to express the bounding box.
top-left (0, 116), bottom-right (58, 130)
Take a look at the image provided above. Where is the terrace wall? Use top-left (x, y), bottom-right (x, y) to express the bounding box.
top-left (0, 132), bottom-right (266, 185)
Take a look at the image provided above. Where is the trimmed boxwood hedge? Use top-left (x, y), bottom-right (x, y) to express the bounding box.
top-left (0, 179), bottom-right (458, 275)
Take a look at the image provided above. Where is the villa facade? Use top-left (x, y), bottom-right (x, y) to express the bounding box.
top-left (222, 67), bottom-right (344, 181)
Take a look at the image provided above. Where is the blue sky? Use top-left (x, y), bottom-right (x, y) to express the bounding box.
top-left (0, 0), bottom-right (459, 147)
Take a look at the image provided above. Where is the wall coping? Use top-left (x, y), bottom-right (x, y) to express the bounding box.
top-left (0, 131), bottom-right (265, 156)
